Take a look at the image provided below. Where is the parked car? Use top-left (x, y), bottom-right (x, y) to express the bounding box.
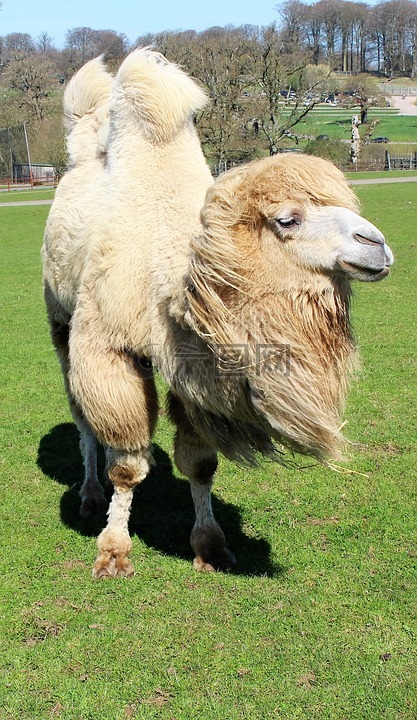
top-left (371, 137), bottom-right (390, 143)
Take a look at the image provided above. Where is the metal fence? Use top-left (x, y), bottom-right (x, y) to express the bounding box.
top-left (385, 152), bottom-right (417, 170)
top-left (380, 84), bottom-right (417, 96)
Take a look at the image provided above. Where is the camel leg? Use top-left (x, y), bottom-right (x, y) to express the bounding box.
top-left (48, 317), bottom-right (107, 518)
top-left (93, 448), bottom-right (151, 578)
top-left (78, 425), bottom-right (109, 518)
top-left (68, 310), bottom-right (158, 577)
top-left (168, 393), bottom-right (236, 572)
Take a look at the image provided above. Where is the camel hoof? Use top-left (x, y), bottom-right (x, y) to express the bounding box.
top-left (193, 557), bottom-right (217, 573)
top-left (92, 553), bottom-right (134, 579)
top-left (92, 530), bottom-right (134, 578)
top-left (193, 548), bottom-right (236, 573)
top-left (191, 526), bottom-right (236, 573)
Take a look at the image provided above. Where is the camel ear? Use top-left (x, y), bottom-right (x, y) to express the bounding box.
top-left (200, 167), bottom-right (248, 229)
top-left (200, 185), bottom-right (234, 228)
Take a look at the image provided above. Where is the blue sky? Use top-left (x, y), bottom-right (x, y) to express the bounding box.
top-left (1, 0), bottom-right (283, 47)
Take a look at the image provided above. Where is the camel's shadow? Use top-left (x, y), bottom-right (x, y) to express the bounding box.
top-left (37, 423), bottom-right (283, 577)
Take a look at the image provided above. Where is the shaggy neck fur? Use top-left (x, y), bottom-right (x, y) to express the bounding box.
top-left (184, 273), bottom-right (356, 462)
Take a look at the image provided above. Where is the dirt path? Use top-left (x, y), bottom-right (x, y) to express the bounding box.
top-left (0, 199), bottom-right (53, 207)
top-left (349, 175), bottom-right (417, 185)
top-left (391, 95), bottom-right (417, 115)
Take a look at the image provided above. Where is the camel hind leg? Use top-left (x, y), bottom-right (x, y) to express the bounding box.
top-left (168, 392), bottom-right (236, 572)
top-left (48, 316), bottom-right (108, 518)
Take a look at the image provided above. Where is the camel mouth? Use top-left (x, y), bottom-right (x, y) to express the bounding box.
top-left (337, 260), bottom-right (391, 282)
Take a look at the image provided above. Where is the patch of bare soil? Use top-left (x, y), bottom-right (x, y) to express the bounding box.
top-left (391, 95), bottom-right (417, 115)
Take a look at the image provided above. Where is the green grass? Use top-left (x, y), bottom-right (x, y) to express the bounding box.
top-left (346, 169), bottom-right (417, 179)
top-left (296, 110), bottom-right (417, 143)
top-left (0, 189), bottom-right (416, 720)
top-left (0, 189), bottom-right (55, 203)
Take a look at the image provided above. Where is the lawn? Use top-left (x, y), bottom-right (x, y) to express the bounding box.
top-left (346, 169), bottom-right (417, 180)
top-left (0, 189), bottom-right (55, 203)
top-left (0, 188), bottom-right (416, 720)
top-left (296, 109), bottom-right (417, 143)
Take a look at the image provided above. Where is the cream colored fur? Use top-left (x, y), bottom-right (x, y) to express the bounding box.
top-left (43, 56), bottom-right (113, 320)
top-left (42, 49), bottom-right (392, 576)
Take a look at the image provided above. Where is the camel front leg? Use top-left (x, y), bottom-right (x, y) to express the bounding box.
top-left (168, 392), bottom-right (236, 572)
top-left (69, 302), bottom-right (158, 577)
top-left (93, 449), bottom-right (150, 579)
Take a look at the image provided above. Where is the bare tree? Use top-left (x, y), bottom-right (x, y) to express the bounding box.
top-left (371, 0), bottom-right (417, 77)
top-left (7, 53), bottom-right (56, 121)
top-left (135, 29), bottom-right (199, 68)
top-left (315, 0), bottom-right (341, 69)
top-left (65, 27), bottom-right (96, 65)
top-left (408, 1), bottom-right (417, 78)
top-left (245, 24), bottom-right (330, 155)
top-left (3, 32), bottom-right (35, 61)
top-left (190, 27), bottom-right (251, 168)
top-left (340, 74), bottom-right (384, 123)
top-left (304, 3), bottom-right (323, 65)
top-left (277, 0), bottom-right (307, 52)
top-left (37, 31), bottom-right (56, 55)
top-left (92, 30), bottom-right (129, 58)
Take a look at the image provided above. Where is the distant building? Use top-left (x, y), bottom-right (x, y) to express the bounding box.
top-left (13, 162), bottom-right (55, 182)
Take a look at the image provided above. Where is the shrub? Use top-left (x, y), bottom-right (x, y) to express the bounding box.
top-left (305, 138), bottom-right (350, 165)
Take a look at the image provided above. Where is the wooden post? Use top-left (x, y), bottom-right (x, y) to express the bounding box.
top-left (23, 122), bottom-right (33, 187)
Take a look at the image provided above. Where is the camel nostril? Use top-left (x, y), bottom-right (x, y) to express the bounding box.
top-left (354, 232), bottom-right (384, 246)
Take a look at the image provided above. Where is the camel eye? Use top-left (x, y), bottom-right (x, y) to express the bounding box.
top-left (276, 217), bottom-right (300, 229)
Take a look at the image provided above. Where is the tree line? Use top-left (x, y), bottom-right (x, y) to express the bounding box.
top-left (277, 0), bottom-right (417, 77)
top-left (0, 0), bottom-right (416, 175)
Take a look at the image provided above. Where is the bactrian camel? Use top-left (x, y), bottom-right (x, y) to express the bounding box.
top-left (42, 49), bottom-right (393, 577)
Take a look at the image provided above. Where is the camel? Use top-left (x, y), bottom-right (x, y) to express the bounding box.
top-left (42, 49), bottom-right (393, 577)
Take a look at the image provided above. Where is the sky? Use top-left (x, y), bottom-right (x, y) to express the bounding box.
top-left (1, 0), bottom-right (283, 48)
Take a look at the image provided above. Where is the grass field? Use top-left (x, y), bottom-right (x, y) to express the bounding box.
top-left (295, 109), bottom-right (417, 143)
top-left (0, 189), bottom-right (55, 203)
top-left (0, 186), bottom-right (416, 720)
top-left (346, 169), bottom-right (417, 180)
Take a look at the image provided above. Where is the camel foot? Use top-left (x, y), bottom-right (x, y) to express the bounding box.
top-left (92, 530), bottom-right (134, 579)
top-left (193, 547), bottom-right (237, 573)
top-left (191, 526), bottom-right (236, 573)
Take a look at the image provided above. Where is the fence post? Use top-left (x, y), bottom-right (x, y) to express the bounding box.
top-left (384, 150), bottom-right (391, 171)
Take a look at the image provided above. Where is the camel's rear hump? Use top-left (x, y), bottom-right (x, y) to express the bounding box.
top-left (112, 48), bottom-right (208, 142)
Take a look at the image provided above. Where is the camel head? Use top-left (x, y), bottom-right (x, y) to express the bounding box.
top-left (184, 154), bottom-right (394, 460)
top-left (186, 154), bottom-right (393, 340)
top-left (198, 153), bottom-right (393, 289)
